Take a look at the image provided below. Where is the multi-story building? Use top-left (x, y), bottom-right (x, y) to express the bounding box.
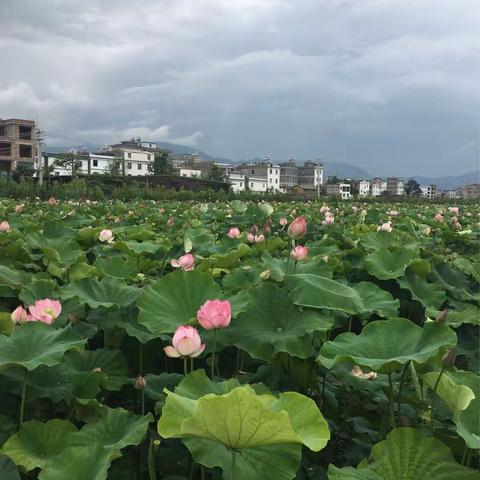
top-left (371, 178), bottom-right (387, 196)
top-left (386, 177), bottom-right (404, 196)
top-left (0, 118), bottom-right (36, 172)
top-left (325, 183), bottom-right (351, 199)
top-left (279, 159), bottom-right (298, 188)
top-left (460, 183), bottom-right (480, 199)
top-left (356, 180), bottom-right (371, 197)
top-left (42, 151), bottom-right (119, 176)
top-left (227, 173), bottom-right (246, 193)
top-left (420, 184), bottom-right (437, 199)
top-left (236, 160), bottom-right (282, 192)
top-left (298, 161), bottom-right (324, 190)
top-left (247, 176), bottom-right (268, 193)
top-left (179, 168), bottom-right (202, 179)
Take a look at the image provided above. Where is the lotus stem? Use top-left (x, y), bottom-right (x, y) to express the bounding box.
top-left (211, 329), bottom-right (217, 380)
top-left (232, 450), bottom-right (237, 480)
top-left (409, 362), bottom-right (422, 400)
top-left (201, 466), bottom-right (206, 480)
top-left (388, 373), bottom-right (395, 430)
top-left (19, 375), bottom-right (27, 426)
top-left (347, 317), bottom-right (353, 332)
top-left (148, 439), bottom-right (157, 480)
top-left (184, 357), bottom-right (188, 377)
top-left (396, 361), bottom-right (410, 424)
top-left (190, 357), bottom-right (194, 372)
top-left (430, 366), bottom-right (445, 430)
top-left (461, 444), bottom-right (469, 466)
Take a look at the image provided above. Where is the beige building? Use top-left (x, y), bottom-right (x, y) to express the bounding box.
top-left (0, 118), bottom-right (36, 171)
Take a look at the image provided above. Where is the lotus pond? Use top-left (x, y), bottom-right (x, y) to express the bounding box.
top-left (0, 198), bottom-right (478, 480)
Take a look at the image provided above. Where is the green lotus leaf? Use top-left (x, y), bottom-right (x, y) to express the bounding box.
top-left (185, 437), bottom-right (302, 480)
top-left (158, 369), bottom-right (330, 450)
top-left (352, 282), bottom-right (400, 318)
top-left (328, 427), bottom-right (479, 480)
top-left (19, 279), bottom-right (60, 306)
top-left (364, 248), bottom-right (419, 280)
top-left (206, 243), bottom-right (251, 269)
top-left (0, 322), bottom-right (86, 371)
top-left (397, 273), bottom-right (446, 309)
top-left (227, 283), bottom-right (333, 360)
top-left (423, 370), bottom-right (475, 413)
top-left (71, 407), bottom-right (152, 451)
top-left (137, 270), bottom-right (221, 334)
top-left (222, 266), bottom-right (263, 293)
top-left (115, 239), bottom-right (171, 256)
top-left (61, 277), bottom-right (141, 308)
top-left (0, 312), bottom-right (15, 336)
top-left (286, 274), bottom-right (364, 314)
top-left (94, 256), bottom-right (138, 279)
top-left (448, 370), bottom-right (480, 449)
top-left (38, 444), bottom-right (112, 480)
top-left (184, 227), bottom-right (216, 255)
top-left (2, 419), bottom-right (78, 470)
top-left (361, 231), bottom-right (399, 252)
top-left (433, 263), bottom-right (470, 293)
top-left (318, 319), bottom-right (456, 373)
top-left (261, 252), bottom-right (333, 281)
top-left (144, 372), bottom-right (184, 401)
top-left (64, 348), bottom-right (128, 391)
top-left (27, 232), bottom-right (83, 267)
top-left (0, 265), bottom-right (31, 289)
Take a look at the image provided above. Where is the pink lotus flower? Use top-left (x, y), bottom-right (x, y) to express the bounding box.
top-left (291, 245), bottom-right (309, 261)
top-left (134, 374), bottom-right (147, 390)
top-left (322, 214), bottom-right (334, 225)
top-left (387, 210), bottom-right (399, 216)
top-left (163, 325), bottom-right (205, 358)
top-left (377, 222), bottom-right (393, 232)
top-left (0, 221), bottom-right (11, 232)
top-left (449, 207), bottom-right (459, 215)
top-left (98, 229), bottom-right (114, 243)
top-left (171, 253), bottom-right (195, 271)
top-left (48, 197), bottom-right (57, 207)
top-left (287, 216), bottom-right (307, 239)
top-left (247, 233), bottom-right (265, 243)
top-left (197, 299), bottom-right (231, 330)
top-left (279, 218), bottom-right (288, 226)
top-left (434, 213), bottom-right (444, 222)
top-left (166, 217), bottom-right (174, 227)
top-left (15, 205), bottom-right (23, 214)
top-left (320, 206), bottom-right (330, 213)
top-left (28, 299), bottom-right (62, 325)
top-left (11, 306), bottom-right (31, 324)
top-left (351, 365), bottom-right (377, 381)
top-left (227, 227), bottom-right (241, 239)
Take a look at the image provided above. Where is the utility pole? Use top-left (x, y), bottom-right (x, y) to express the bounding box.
top-left (35, 127), bottom-right (44, 185)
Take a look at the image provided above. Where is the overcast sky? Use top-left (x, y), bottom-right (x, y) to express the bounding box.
top-left (0, 0), bottom-right (478, 176)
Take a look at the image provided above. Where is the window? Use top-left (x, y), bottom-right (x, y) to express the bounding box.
top-left (19, 144), bottom-right (32, 158)
top-left (127, 153), bottom-right (132, 158)
top-left (0, 142), bottom-right (12, 156)
top-left (269, 178), bottom-right (272, 183)
top-left (270, 169), bottom-right (272, 174)
top-left (148, 154), bottom-right (151, 160)
top-left (250, 183), bottom-right (254, 188)
top-left (251, 169), bottom-right (254, 174)
top-left (138, 163), bottom-right (142, 170)
top-left (127, 162), bottom-right (132, 169)
top-left (240, 182), bottom-right (243, 187)
top-left (92, 159), bottom-right (98, 167)
top-left (275, 179), bottom-right (278, 184)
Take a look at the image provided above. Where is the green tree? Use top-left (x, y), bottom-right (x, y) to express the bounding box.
top-left (53, 152), bottom-right (82, 178)
top-left (405, 178), bottom-right (422, 196)
top-left (207, 164), bottom-right (226, 183)
top-left (11, 163), bottom-right (34, 181)
top-left (149, 151), bottom-right (173, 175)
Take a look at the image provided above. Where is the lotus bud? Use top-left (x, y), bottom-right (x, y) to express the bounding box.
top-left (0, 221), bottom-right (11, 232)
top-left (48, 197), bottom-right (57, 207)
top-left (442, 349), bottom-right (456, 368)
top-left (260, 269), bottom-right (271, 280)
top-left (279, 217), bottom-right (288, 227)
top-left (288, 216), bottom-right (307, 239)
top-left (166, 217), bottom-right (174, 227)
top-left (134, 374), bottom-right (147, 390)
top-left (250, 224), bottom-right (259, 235)
top-left (197, 300), bottom-right (231, 330)
top-left (227, 227), bottom-right (241, 239)
top-left (435, 309), bottom-right (448, 324)
top-left (92, 367), bottom-right (102, 373)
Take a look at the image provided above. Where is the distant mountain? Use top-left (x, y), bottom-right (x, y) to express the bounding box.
top-left (410, 171), bottom-right (479, 190)
top-left (322, 162), bottom-right (370, 180)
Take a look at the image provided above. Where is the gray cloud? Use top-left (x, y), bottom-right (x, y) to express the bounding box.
top-left (0, 0), bottom-right (478, 176)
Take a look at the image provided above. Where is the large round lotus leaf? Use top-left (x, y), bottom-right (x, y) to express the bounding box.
top-left (448, 370), bottom-right (480, 449)
top-left (227, 283), bottom-right (333, 360)
top-left (0, 364), bottom-right (105, 404)
top-left (27, 232), bottom-right (83, 268)
top-left (61, 277), bottom-right (141, 309)
top-left (397, 273), bottom-right (446, 309)
top-left (0, 322), bottom-right (86, 371)
top-left (71, 407), bottom-right (152, 451)
top-left (286, 275), bottom-right (399, 317)
top-left (286, 274), bottom-right (364, 314)
top-left (115, 239), bottom-right (171, 256)
top-left (423, 370), bottom-right (475, 414)
top-left (364, 248), bottom-right (419, 280)
top-left (2, 419), bottom-right (77, 470)
top-left (64, 349), bottom-right (128, 391)
top-left (352, 282), bottom-right (400, 318)
top-left (38, 444), bottom-right (112, 480)
top-left (327, 427), bottom-right (479, 480)
top-left (137, 270), bottom-right (221, 334)
top-left (19, 279), bottom-right (60, 305)
top-left (318, 319), bottom-right (456, 373)
top-left (0, 265), bottom-right (30, 289)
top-left (158, 370), bottom-right (330, 451)
top-left (184, 437), bottom-right (302, 480)
top-left (94, 256), bottom-right (138, 279)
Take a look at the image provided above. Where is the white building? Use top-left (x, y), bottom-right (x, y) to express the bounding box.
top-left (90, 153), bottom-right (117, 174)
top-left (180, 168), bottom-right (202, 179)
top-left (358, 180), bottom-right (371, 197)
top-left (248, 177), bottom-right (268, 193)
top-left (236, 161), bottom-right (282, 193)
top-left (420, 184), bottom-right (437, 199)
top-left (227, 172), bottom-right (246, 193)
top-left (122, 148), bottom-right (153, 176)
top-left (371, 178), bottom-right (387, 196)
top-left (339, 183), bottom-right (351, 199)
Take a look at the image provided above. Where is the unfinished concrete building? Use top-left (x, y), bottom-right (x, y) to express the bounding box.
top-left (0, 119), bottom-right (36, 172)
